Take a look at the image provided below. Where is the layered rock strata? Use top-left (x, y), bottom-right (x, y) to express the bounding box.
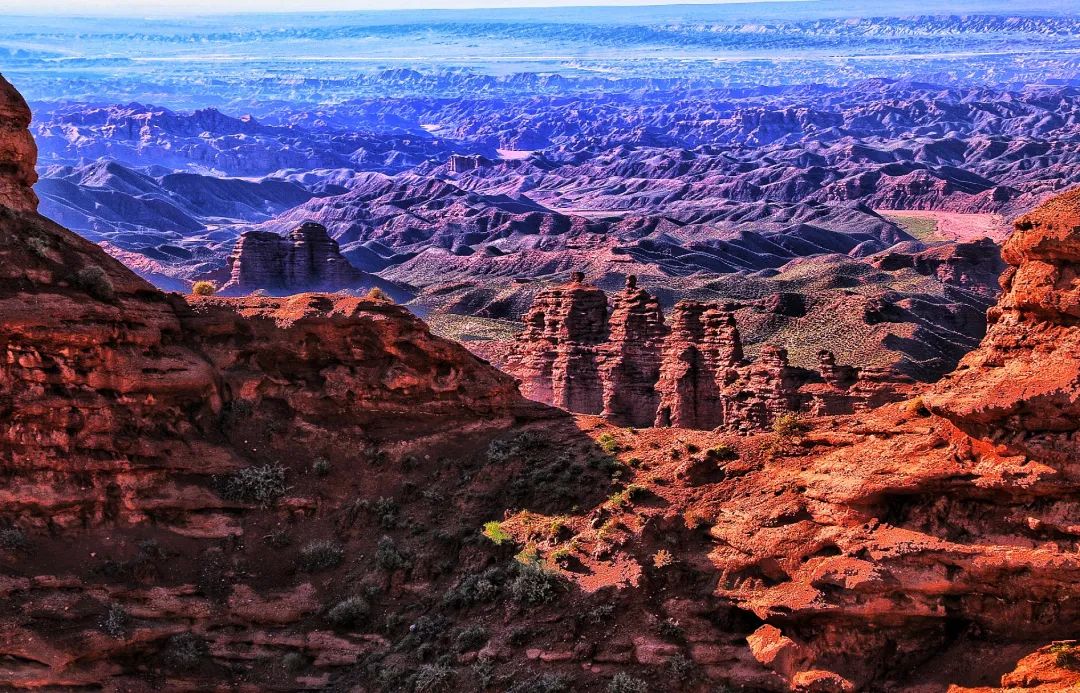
top-left (510, 277), bottom-right (909, 430)
top-left (219, 221), bottom-right (405, 298)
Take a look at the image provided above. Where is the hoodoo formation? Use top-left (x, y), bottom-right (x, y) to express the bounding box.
top-left (507, 275), bottom-right (912, 430)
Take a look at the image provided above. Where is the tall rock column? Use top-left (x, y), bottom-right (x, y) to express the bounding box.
top-left (0, 75), bottom-right (38, 213)
top-left (509, 272), bottom-right (608, 414)
top-left (655, 302), bottom-right (717, 428)
top-left (602, 276), bottom-right (667, 427)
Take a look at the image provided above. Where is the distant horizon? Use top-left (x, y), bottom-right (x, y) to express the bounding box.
top-left (4, 0), bottom-right (818, 18)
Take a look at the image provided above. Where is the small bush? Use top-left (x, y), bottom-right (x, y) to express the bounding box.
top-left (443, 568), bottom-right (503, 608)
top-left (165, 633), bottom-right (207, 669)
top-left (483, 521), bottom-right (512, 545)
top-left (668, 654), bottom-right (695, 682)
top-left (1051, 643), bottom-right (1080, 670)
top-left (263, 527), bottom-right (292, 548)
top-left (282, 651), bottom-right (306, 672)
top-left (658, 617), bottom-right (684, 642)
top-left (772, 413), bottom-right (804, 438)
top-left (75, 265), bottom-right (115, 301)
top-left (412, 664), bottom-right (453, 692)
top-left (376, 535), bottom-right (410, 572)
top-left (365, 287), bottom-right (391, 302)
top-left (100, 603), bottom-right (128, 638)
top-left (0, 528), bottom-right (28, 552)
top-left (454, 625), bottom-right (488, 652)
top-left (222, 464), bottom-right (287, 507)
top-left (312, 457), bottom-right (331, 476)
top-left (597, 433), bottom-right (620, 454)
top-left (510, 562), bottom-right (563, 605)
top-left (327, 596), bottom-right (369, 627)
top-left (297, 539), bottom-right (344, 572)
top-left (607, 672), bottom-right (648, 693)
top-left (191, 280), bottom-right (216, 296)
top-left (706, 443), bottom-right (739, 461)
top-left (608, 484), bottom-right (646, 508)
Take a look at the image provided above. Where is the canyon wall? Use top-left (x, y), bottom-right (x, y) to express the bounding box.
top-left (509, 276), bottom-right (911, 430)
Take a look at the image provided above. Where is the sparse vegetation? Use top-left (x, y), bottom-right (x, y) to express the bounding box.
top-left (297, 539), bottom-right (344, 572)
top-left (191, 280), bottom-right (216, 296)
top-left (659, 617), bottom-right (684, 642)
top-left (454, 625), bottom-right (488, 652)
top-left (706, 443), bottom-right (739, 461)
top-left (327, 596), bottom-right (369, 627)
top-left (74, 265), bottom-right (115, 301)
top-left (375, 535), bottom-right (410, 572)
top-left (100, 603), bottom-right (128, 638)
top-left (0, 527), bottom-right (28, 552)
top-left (1051, 642), bottom-right (1080, 670)
top-left (312, 457), bottom-right (331, 476)
top-left (507, 673), bottom-right (572, 693)
top-left (365, 287), bottom-right (391, 302)
top-left (482, 520), bottom-right (512, 545)
top-left (608, 484), bottom-right (646, 508)
top-left (222, 464), bottom-right (287, 507)
top-left (412, 663), bottom-right (453, 692)
top-left (607, 672), bottom-right (648, 693)
top-left (597, 432), bottom-right (620, 454)
top-left (510, 561), bottom-right (563, 605)
top-left (442, 568), bottom-right (504, 608)
top-left (668, 653), bottom-right (696, 682)
top-left (652, 549), bottom-right (674, 568)
top-left (165, 633), bottom-right (207, 669)
top-left (772, 413), bottom-right (805, 438)
top-left (263, 527), bottom-right (292, 548)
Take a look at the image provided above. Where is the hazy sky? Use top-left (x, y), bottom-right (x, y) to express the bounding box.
top-left (7, 0), bottom-right (796, 16)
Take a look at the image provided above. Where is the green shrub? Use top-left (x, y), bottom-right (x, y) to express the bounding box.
top-left (327, 596), bottom-right (369, 627)
top-left (312, 457), bottom-right (331, 476)
top-left (510, 562), bottom-right (563, 605)
top-left (597, 433), bottom-right (620, 454)
top-left (482, 521), bottom-right (511, 545)
top-left (191, 280), bottom-right (216, 296)
top-left (454, 625), bottom-right (488, 652)
top-left (375, 535), bottom-right (410, 572)
top-left (297, 539), bottom-right (344, 572)
top-left (75, 265), bottom-right (115, 301)
top-left (1051, 643), bottom-right (1080, 670)
top-left (706, 443), bottom-right (739, 461)
top-left (222, 464), bottom-right (287, 507)
top-left (607, 672), bottom-right (648, 693)
top-left (442, 568), bottom-right (503, 608)
top-left (772, 413), bottom-right (804, 438)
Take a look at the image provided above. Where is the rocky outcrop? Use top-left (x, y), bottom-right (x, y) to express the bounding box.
top-left (0, 76), bottom-right (37, 213)
top-left (511, 277), bottom-right (910, 431)
top-left (219, 222), bottom-right (408, 299)
top-left (708, 190), bottom-right (1080, 690)
top-left (0, 77), bottom-right (533, 687)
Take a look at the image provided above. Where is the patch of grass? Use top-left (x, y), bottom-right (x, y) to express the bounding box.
top-left (222, 464), bottom-right (287, 507)
top-left (483, 520), bottom-right (512, 545)
top-left (297, 539), bottom-right (344, 572)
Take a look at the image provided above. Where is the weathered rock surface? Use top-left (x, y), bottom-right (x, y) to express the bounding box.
top-left (219, 221), bottom-right (409, 299)
top-left (0, 76), bottom-right (37, 213)
top-left (511, 278), bottom-right (910, 431)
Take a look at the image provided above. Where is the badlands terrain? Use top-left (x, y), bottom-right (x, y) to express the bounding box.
top-left (2, 69), bottom-right (1080, 691)
top-left (1, 1), bottom-right (1080, 689)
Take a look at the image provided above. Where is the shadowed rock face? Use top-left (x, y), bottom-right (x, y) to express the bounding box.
top-left (220, 221), bottom-right (409, 299)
